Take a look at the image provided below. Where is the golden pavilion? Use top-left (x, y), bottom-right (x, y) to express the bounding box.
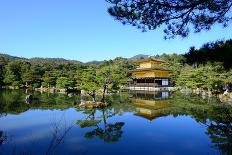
top-left (128, 57), bottom-right (171, 90)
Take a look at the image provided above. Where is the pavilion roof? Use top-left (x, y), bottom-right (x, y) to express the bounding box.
top-left (135, 57), bottom-right (166, 63)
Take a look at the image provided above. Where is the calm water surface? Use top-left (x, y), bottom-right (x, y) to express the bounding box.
top-left (0, 89), bottom-right (231, 155)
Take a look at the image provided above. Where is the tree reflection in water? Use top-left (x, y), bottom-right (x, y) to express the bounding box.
top-left (0, 89), bottom-right (232, 154)
top-left (77, 108), bottom-right (125, 143)
top-left (130, 91), bottom-right (232, 155)
top-left (0, 114), bottom-right (75, 155)
top-left (46, 114), bottom-right (75, 155)
top-left (0, 131), bottom-right (9, 146)
top-left (204, 106), bottom-right (232, 155)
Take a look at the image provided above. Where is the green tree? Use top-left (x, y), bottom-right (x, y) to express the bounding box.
top-left (97, 65), bottom-right (122, 102)
top-left (184, 40), bottom-right (232, 69)
top-left (56, 77), bottom-right (76, 89)
top-left (74, 64), bottom-right (86, 88)
top-left (41, 71), bottom-right (60, 88)
top-left (21, 71), bottom-right (34, 87)
top-left (176, 63), bottom-right (230, 93)
top-left (3, 60), bottom-right (25, 86)
top-left (0, 57), bottom-right (9, 87)
top-left (29, 64), bottom-right (44, 88)
top-left (0, 67), bottom-right (3, 87)
top-left (80, 66), bottom-right (100, 102)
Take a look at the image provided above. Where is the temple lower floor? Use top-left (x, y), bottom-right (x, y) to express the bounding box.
top-left (129, 78), bottom-right (170, 87)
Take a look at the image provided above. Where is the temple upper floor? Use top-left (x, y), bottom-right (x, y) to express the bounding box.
top-left (136, 58), bottom-right (166, 69)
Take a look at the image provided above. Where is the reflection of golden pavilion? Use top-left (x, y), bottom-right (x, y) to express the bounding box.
top-left (133, 99), bottom-right (169, 109)
top-left (135, 108), bottom-right (166, 120)
top-left (133, 98), bottom-right (170, 120)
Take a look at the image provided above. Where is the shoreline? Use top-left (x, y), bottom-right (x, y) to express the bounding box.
top-left (1, 86), bottom-right (232, 104)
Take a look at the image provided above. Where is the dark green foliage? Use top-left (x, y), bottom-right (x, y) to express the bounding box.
top-left (56, 77), bottom-right (76, 89)
top-left (80, 65), bottom-right (100, 101)
top-left (3, 60), bottom-right (30, 86)
top-left (0, 57), bottom-right (9, 87)
top-left (42, 71), bottom-right (59, 87)
top-left (106, 0), bottom-right (232, 38)
top-left (172, 40), bottom-right (232, 91)
top-left (77, 108), bottom-right (125, 143)
top-left (0, 54), bottom-right (135, 92)
top-left (153, 40), bottom-right (232, 92)
top-left (78, 58), bottom-right (135, 101)
top-left (0, 89), bottom-right (80, 115)
top-left (84, 122), bottom-right (124, 142)
top-left (33, 82), bottom-right (41, 88)
top-left (185, 40), bottom-right (232, 69)
top-left (175, 64), bottom-right (228, 89)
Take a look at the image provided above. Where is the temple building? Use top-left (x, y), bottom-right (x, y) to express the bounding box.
top-left (128, 57), bottom-right (172, 91)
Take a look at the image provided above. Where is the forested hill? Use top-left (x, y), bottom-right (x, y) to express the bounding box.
top-left (0, 53), bottom-right (81, 64)
top-left (0, 53), bottom-right (26, 61)
top-left (1, 39), bottom-right (232, 68)
top-left (0, 53), bottom-right (153, 64)
top-left (128, 54), bottom-right (149, 61)
top-left (0, 53), bottom-right (154, 65)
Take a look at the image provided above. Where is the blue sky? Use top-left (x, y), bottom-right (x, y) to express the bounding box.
top-left (0, 0), bottom-right (231, 62)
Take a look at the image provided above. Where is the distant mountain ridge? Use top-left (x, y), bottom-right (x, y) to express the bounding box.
top-left (129, 54), bottom-right (149, 61)
top-left (0, 53), bottom-right (152, 64)
top-left (0, 53), bottom-right (81, 64)
top-left (29, 57), bottom-right (80, 63)
top-left (0, 53), bottom-right (26, 61)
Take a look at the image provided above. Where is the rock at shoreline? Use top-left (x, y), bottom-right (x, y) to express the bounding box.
top-left (180, 88), bottom-right (192, 94)
top-left (79, 101), bottom-right (109, 109)
top-left (25, 94), bottom-right (33, 103)
top-left (219, 92), bottom-right (232, 103)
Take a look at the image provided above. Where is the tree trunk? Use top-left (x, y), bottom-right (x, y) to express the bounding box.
top-left (208, 86), bottom-right (212, 97)
top-left (91, 92), bottom-right (96, 102)
top-left (101, 84), bottom-right (107, 103)
top-left (102, 109), bottom-right (107, 132)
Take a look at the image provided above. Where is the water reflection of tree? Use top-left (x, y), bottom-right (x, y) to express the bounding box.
top-left (0, 131), bottom-right (8, 146)
top-left (181, 96), bottom-right (232, 155)
top-left (1, 89), bottom-right (231, 154)
top-left (0, 89), bottom-right (29, 115)
top-left (204, 106), bottom-right (232, 155)
top-left (0, 89), bottom-right (131, 117)
top-left (0, 89), bottom-right (80, 116)
top-left (77, 108), bottom-right (125, 143)
top-left (106, 93), bottom-right (135, 115)
top-left (45, 115), bottom-right (75, 155)
top-left (0, 115), bottom-right (75, 155)
top-left (131, 91), bottom-right (232, 154)
top-left (76, 93), bottom-right (132, 143)
top-left (163, 93), bottom-right (232, 155)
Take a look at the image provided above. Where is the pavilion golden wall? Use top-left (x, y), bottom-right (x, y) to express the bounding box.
top-left (132, 70), bottom-right (170, 79)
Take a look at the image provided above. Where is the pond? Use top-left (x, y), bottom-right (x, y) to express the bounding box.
top-left (0, 89), bottom-right (231, 155)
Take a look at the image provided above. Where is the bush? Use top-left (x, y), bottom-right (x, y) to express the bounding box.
top-left (33, 82), bottom-right (41, 88)
top-left (12, 81), bottom-right (21, 87)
